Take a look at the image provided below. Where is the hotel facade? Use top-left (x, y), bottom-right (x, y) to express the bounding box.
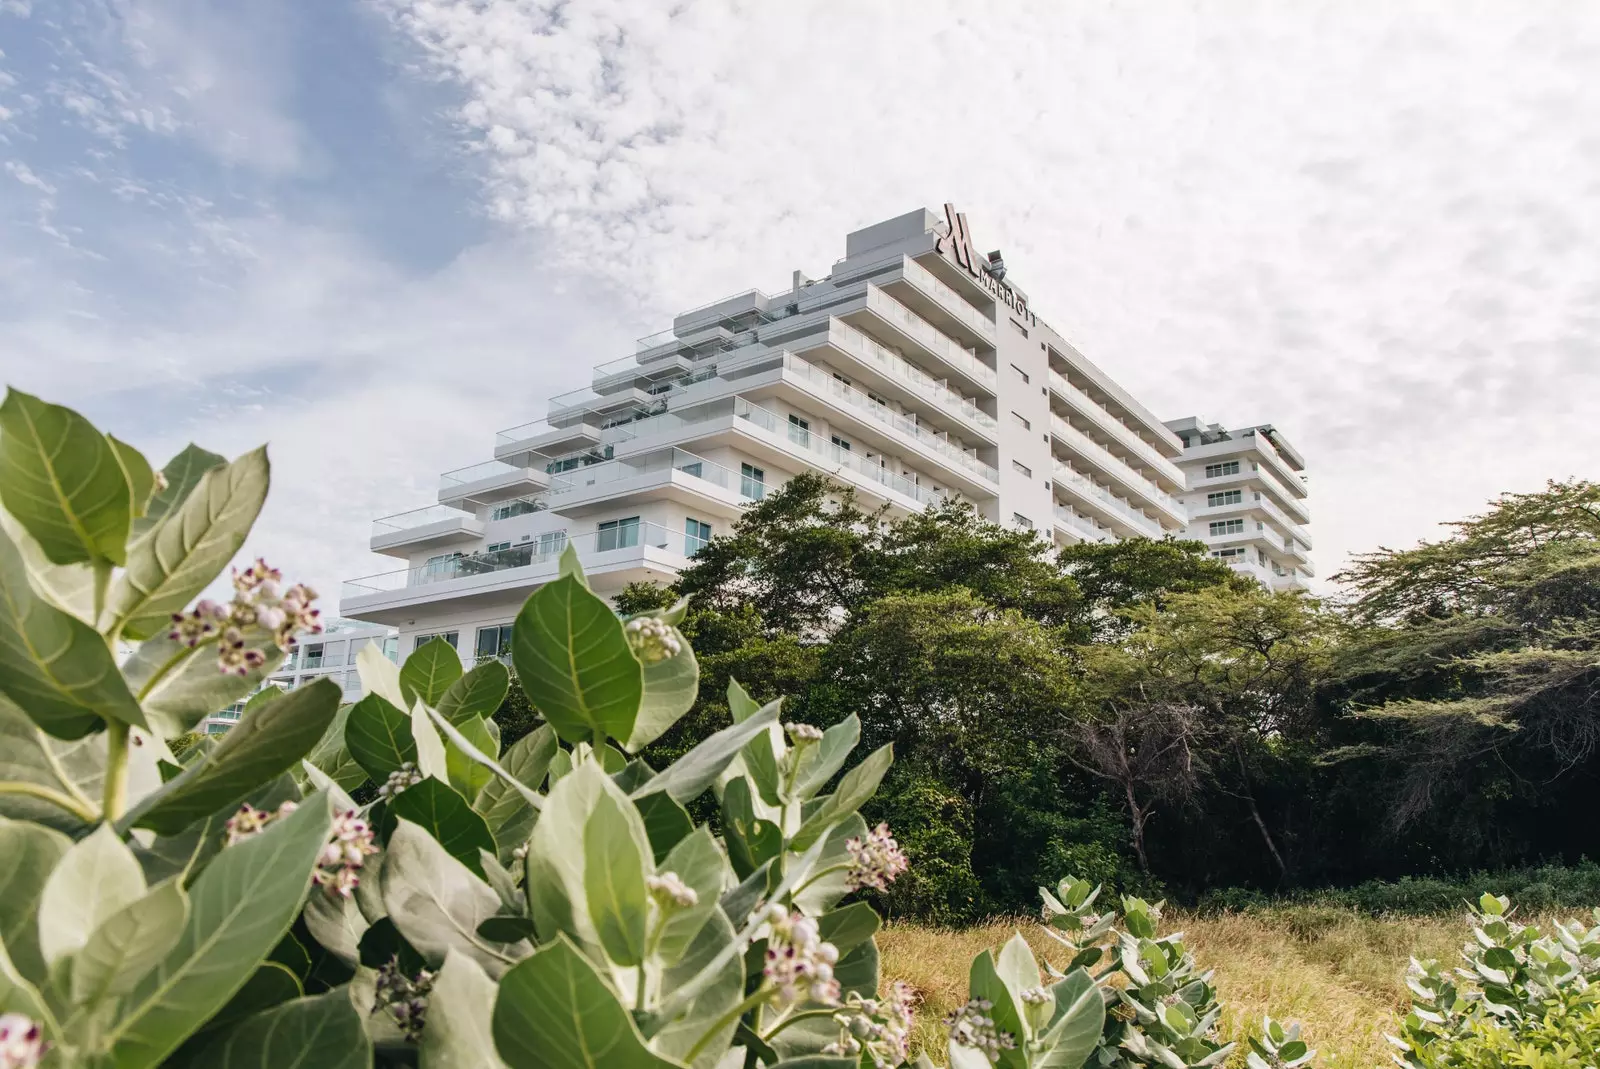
top-left (341, 206), bottom-right (1313, 661)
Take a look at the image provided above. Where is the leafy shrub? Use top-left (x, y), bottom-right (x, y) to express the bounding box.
top-left (1390, 892), bottom-right (1600, 1069)
top-left (1195, 861), bottom-right (1600, 916)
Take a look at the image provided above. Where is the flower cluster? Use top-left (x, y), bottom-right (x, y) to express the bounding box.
top-left (313, 809), bottom-right (378, 898)
top-left (945, 999), bottom-right (1017, 1064)
top-left (1021, 986), bottom-right (1052, 1005)
top-left (0, 1014), bottom-right (46, 1069)
top-left (623, 616), bottom-right (681, 664)
top-left (762, 905), bottom-right (841, 1007)
top-left (646, 871), bottom-right (698, 909)
top-left (377, 762), bottom-right (423, 800)
top-left (223, 800), bottom-right (299, 846)
top-left (822, 982), bottom-right (917, 1068)
top-left (168, 558), bottom-right (322, 676)
top-left (373, 957), bottom-right (436, 1042)
top-left (785, 722), bottom-right (824, 744)
top-left (845, 822), bottom-right (909, 892)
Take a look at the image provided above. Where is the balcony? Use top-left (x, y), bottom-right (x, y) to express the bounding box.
top-left (1049, 416), bottom-right (1184, 526)
top-left (437, 460), bottom-right (549, 510)
top-left (342, 523), bottom-right (691, 621)
top-left (1048, 372), bottom-right (1185, 489)
top-left (370, 505), bottom-right (486, 557)
top-left (1051, 460), bottom-right (1165, 539)
top-left (796, 319), bottom-right (998, 442)
top-left (592, 351), bottom-right (695, 389)
top-left (494, 415), bottom-right (602, 462)
top-left (1053, 504), bottom-right (1114, 544)
top-left (732, 398), bottom-right (948, 510)
top-left (886, 255), bottom-right (998, 348)
top-left (852, 285), bottom-right (996, 396)
top-left (544, 447), bottom-right (759, 510)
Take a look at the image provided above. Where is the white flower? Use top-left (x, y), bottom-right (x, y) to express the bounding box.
top-left (646, 871), bottom-right (699, 909)
top-left (0, 1014), bottom-right (45, 1069)
top-left (946, 999), bottom-right (1017, 1063)
top-left (763, 909), bottom-right (841, 1007)
top-left (846, 823), bottom-right (909, 891)
top-left (373, 957), bottom-right (436, 1043)
top-left (377, 763), bottom-right (423, 800)
top-left (785, 722), bottom-right (824, 744)
top-left (624, 616), bottom-right (681, 664)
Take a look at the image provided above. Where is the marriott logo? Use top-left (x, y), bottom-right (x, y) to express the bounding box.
top-left (934, 203), bottom-right (1036, 326)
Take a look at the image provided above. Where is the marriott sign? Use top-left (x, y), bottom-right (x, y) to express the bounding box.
top-left (933, 203), bottom-right (1037, 327)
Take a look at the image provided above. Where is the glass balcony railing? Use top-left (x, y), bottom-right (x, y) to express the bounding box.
top-left (1051, 459), bottom-right (1163, 538)
top-left (1054, 504), bottom-right (1112, 542)
top-left (343, 523), bottom-right (680, 600)
top-left (546, 447), bottom-right (757, 502)
top-left (778, 354), bottom-right (999, 485)
top-left (897, 257), bottom-right (998, 342)
top-left (438, 460), bottom-right (533, 492)
top-left (1049, 415), bottom-right (1182, 517)
top-left (863, 285), bottom-right (996, 390)
top-left (1047, 371), bottom-right (1182, 485)
top-left (371, 504), bottom-right (479, 540)
top-left (822, 320), bottom-right (998, 435)
top-left (732, 398), bottom-right (947, 508)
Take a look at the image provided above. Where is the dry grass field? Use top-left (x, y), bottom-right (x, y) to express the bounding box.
top-left (878, 906), bottom-right (1512, 1069)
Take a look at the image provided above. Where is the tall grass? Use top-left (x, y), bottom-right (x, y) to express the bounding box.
top-left (878, 906), bottom-right (1510, 1069)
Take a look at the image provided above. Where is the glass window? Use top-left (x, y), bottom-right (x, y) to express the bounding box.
top-left (1204, 461), bottom-right (1241, 479)
top-left (1012, 513), bottom-right (1034, 530)
top-left (302, 643), bottom-right (324, 669)
top-left (740, 463), bottom-right (765, 501)
top-left (476, 624), bottom-right (515, 660)
top-left (323, 640), bottom-right (347, 663)
top-left (1211, 547), bottom-right (1246, 559)
top-left (492, 499), bottom-right (542, 521)
top-left (348, 637), bottom-right (369, 665)
top-left (414, 631), bottom-right (459, 652)
top-left (537, 530), bottom-right (568, 557)
top-left (679, 460), bottom-right (703, 478)
top-left (1209, 519), bottom-right (1245, 536)
top-left (686, 517), bottom-right (712, 556)
top-left (1206, 490), bottom-right (1242, 507)
top-left (382, 637), bottom-right (400, 662)
top-left (1012, 460), bottom-right (1032, 478)
top-left (487, 541), bottom-right (511, 552)
top-left (422, 552), bottom-right (463, 581)
top-left (833, 372), bottom-right (851, 387)
top-left (830, 435), bottom-right (851, 452)
top-left (1010, 363), bottom-right (1030, 383)
top-left (787, 413), bottom-right (810, 446)
top-left (597, 516), bottom-right (641, 552)
top-left (1011, 412), bottom-right (1031, 430)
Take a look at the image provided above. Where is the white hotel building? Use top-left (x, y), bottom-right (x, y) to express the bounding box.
top-left (341, 206), bottom-right (1312, 660)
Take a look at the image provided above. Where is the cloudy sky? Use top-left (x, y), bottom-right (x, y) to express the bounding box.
top-left (2, 1), bottom-right (1597, 606)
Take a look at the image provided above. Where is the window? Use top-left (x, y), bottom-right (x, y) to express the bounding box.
top-left (685, 517), bottom-right (712, 555)
top-left (679, 460), bottom-right (703, 478)
top-left (741, 463), bottom-right (765, 501)
top-left (832, 372), bottom-right (851, 387)
top-left (476, 624), bottom-right (515, 661)
top-left (382, 637), bottom-right (400, 662)
top-left (1012, 460), bottom-right (1032, 478)
top-left (597, 516), bottom-right (641, 552)
top-left (1010, 318), bottom-right (1029, 337)
top-left (1011, 412), bottom-right (1031, 430)
top-left (347, 638), bottom-right (367, 665)
top-left (788, 414), bottom-right (810, 445)
top-left (1209, 519), bottom-right (1245, 536)
top-left (867, 390), bottom-right (889, 407)
top-left (1257, 548), bottom-right (1269, 566)
top-left (1206, 490), bottom-right (1242, 507)
top-left (414, 631), bottom-right (459, 652)
top-left (831, 435), bottom-right (851, 452)
top-left (302, 643), bottom-right (324, 669)
top-left (1010, 363), bottom-right (1030, 383)
top-left (492, 499), bottom-right (542, 521)
top-left (486, 540), bottom-right (510, 552)
top-left (1204, 461), bottom-right (1241, 479)
top-left (536, 530), bottom-right (568, 557)
top-left (1211, 547), bottom-right (1246, 559)
top-left (1012, 513), bottom-right (1034, 530)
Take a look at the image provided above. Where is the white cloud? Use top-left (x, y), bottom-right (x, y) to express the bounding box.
top-left (379, 0), bottom-right (1600, 582)
top-left (5, 159), bottom-right (52, 193)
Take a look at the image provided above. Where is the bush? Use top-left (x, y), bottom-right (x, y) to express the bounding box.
top-left (1195, 861), bottom-right (1600, 916)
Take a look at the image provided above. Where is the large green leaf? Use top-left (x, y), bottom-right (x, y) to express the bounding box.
top-left (166, 988), bottom-right (371, 1069)
top-left (0, 521), bottom-right (144, 737)
top-left (303, 702), bottom-right (368, 792)
top-left (792, 814), bottom-right (866, 916)
top-left (789, 744), bottom-right (893, 851)
top-left (816, 902), bottom-right (880, 960)
top-left (0, 387), bottom-right (132, 565)
top-left (437, 659), bottom-right (511, 724)
top-left (793, 714), bottom-right (859, 800)
top-left (72, 879), bottom-right (189, 1005)
top-left (425, 707), bottom-right (542, 814)
top-left (105, 447), bottom-right (270, 640)
top-left (492, 936), bottom-right (680, 1069)
top-left (38, 822), bottom-right (146, 966)
top-left (967, 949), bottom-right (1028, 1069)
top-left (381, 819), bottom-right (530, 979)
top-left (120, 631), bottom-right (284, 738)
top-left (301, 882), bottom-right (367, 969)
top-left (474, 724), bottom-right (556, 839)
top-left (634, 791), bottom-right (693, 864)
top-left (401, 637), bottom-right (464, 706)
top-left (0, 691), bottom-right (100, 831)
top-left (0, 509), bottom-right (95, 623)
top-left (420, 950), bottom-right (509, 1069)
top-left (648, 909), bottom-right (744, 1066)
top-left (99, 792), bottom-right (334, 1069)
top-left (446, 715), bottom-right (499, 798)
top-left (1038, 968), bottom-right (1105, 1069)
top-left (343, 692), bottom-right (415, 782)
top-left (524, 762), bottom-right (615, 956)
top-left (124, 678), bottom-right (342, 836)
top-left (653, 826), bottom-right (727, 966)
top-left (632, 698), bottom-right (781, 805)
top-left (108, 436), bottom-right (155, 519)
top-left (0, 937), bottom-right (53, 1033)
top-left (0, 817), bottom-right (70, 982)
top-left (583, 789), bottom-right (649, 967)
top-left (131, 444), bottom-right (225, 540)
top-left (511, 574), bottom-right (643, 746)
top-left (390, 777), bottom-right (497, 879)
top-left (622, 622), bottom-right (698, 753)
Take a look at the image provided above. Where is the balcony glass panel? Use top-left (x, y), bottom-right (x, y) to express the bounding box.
top-left (438, 460), bottom-right (529, 491)
top-left (1051, 459), bottom-right (1163, 538)
top-left (1049, 416), bottom-right (1182, 515)
top-left (734, 398), bottom-right (947, 508)
top-left (864, 285), bottom-right (996, 388)
top-left (824, 320), bottom-right (997, 433)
